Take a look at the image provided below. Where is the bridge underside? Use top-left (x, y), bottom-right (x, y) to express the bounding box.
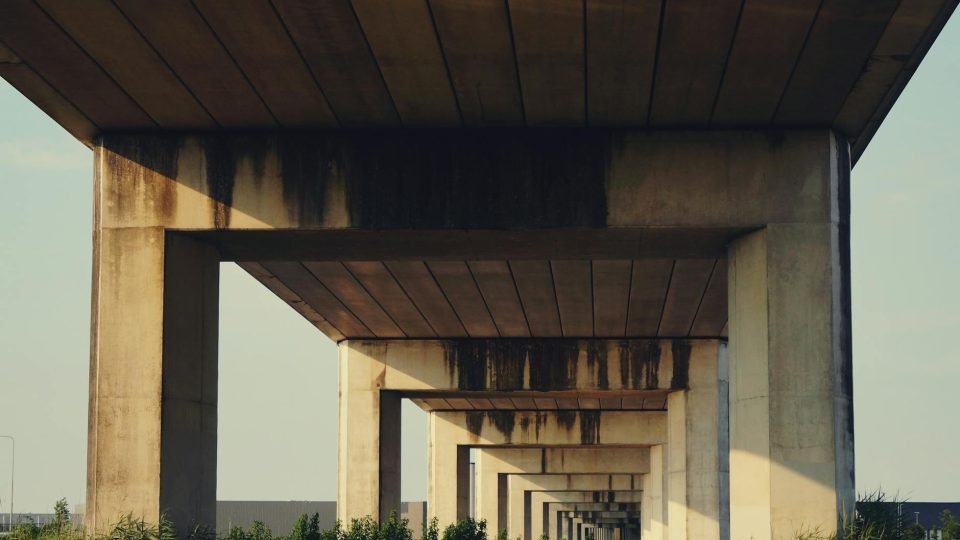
top-left (3, 1), bottom-right (953, 538)
top-left (76, 129), bottom-right (852, 540)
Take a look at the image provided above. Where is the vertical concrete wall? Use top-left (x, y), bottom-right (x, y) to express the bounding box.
top-left (86, 232), bottom-right (218, 533)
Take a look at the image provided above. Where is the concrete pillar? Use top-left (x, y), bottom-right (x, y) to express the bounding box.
top-left (641, 445), bottom-right (666, 540)
top-left (666, 343), bottom-right (724, 539)
top-left (476, 448), bottom-right (542, 532)
top-left (728, 220), bottom-right (854, 538)
top-left (86, 232), bottom-right (219, 534)
top-left (337, 346), bottom-right (402, 523)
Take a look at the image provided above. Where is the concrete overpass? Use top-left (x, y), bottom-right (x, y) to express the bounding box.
top-left (1, 1), bottom-right (956, 539)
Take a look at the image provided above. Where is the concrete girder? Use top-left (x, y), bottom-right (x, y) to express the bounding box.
top-left (97, 131), bottom-right (838, 235)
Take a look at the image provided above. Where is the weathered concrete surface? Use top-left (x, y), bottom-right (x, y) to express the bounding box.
top-left (510, 475), bottom-right (643, 540)
top-left (428, 410), bottom-right (666, 528)
top-left (546, 502), bottom-right (642, 540)
top-left (86, 232), bottom-right (218, 533)
top-left (666, 344), bottom-right (725, 540)
top-left (337, 339), bottom-right (704, 522)
top-left (642, 446), bottom-right (667, 540)
top-left (339, 339), bottom-right (691, 394)
top-left (727, 220), bottom-right (854, 536)
top-left (526, 488), bottom-right (643, 540)
top-left (534, 492), bottom-right (642, 540)
top-left (475, 447), bottom-right (650, 532)
top-left (337, 347), bottom-right (401, 523)
top-left (97, 131), bottom-right (837, 234)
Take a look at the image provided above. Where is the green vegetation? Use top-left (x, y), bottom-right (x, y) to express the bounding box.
top-left (8, 494), bottom-right (956, 540)
top-left (5, 503), bottom-right (489, 540)
top-left (439, 518), bottom-right (486, 540)
top-left (793, 491), bottom-right (947, 540)
top-left (942, 509), bottom-right (960, 540)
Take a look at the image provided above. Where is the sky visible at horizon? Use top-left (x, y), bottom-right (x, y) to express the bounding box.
top-left (1, 14), bottom-right (958, 513)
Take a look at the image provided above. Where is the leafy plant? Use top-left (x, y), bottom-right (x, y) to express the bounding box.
top-left (344, 517), bottom-right (379, 540)
top-left (440, 518), bottom-right (487, 540)
top-left (942, 509), bottom-right (960, 540)
top-left (320, 521), bottom-right (345, 540)
top-left (248, 521), bottom-right (272, 540)
top-left (380, 512), bottom-right (412, 540)
top-left (421, 518), bottom-right (439, 540)
top-left (902, 523), bottom-right (926, 540)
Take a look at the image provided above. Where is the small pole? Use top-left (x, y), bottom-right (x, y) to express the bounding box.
top-left (0, 436), bottom-right (13, 532)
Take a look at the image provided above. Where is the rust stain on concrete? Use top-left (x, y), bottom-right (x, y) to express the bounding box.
top-left (202, 136), bottom-right (236, 230)
top-left (586, 341), bottom-right (609, 390)
top-left (555, 410), bottom-right (577, 433)
top-left (671, 340), bottom-right (691, 389)
top-left (102, 135), bottom-right (180, 222)
top-left (579, 411), bottom-right (601, 444)
top-left (527, 341), bottom-right (579, 391)
top-left (618, 341), bottom-right (660, 389)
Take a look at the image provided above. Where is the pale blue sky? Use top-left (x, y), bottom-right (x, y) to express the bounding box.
top-left (1, 14), bottom-right (958, 513)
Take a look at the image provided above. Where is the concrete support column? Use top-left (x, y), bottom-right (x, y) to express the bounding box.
top-left (641, 445), bottom-right (666, 540)
top-left (728, 221), bottom-right (854, 538)
top-left (666, 344), bottom-right (723, 540)
top-left (86, 231), bottom-right (219, 534)
top-left (428, 412), bottom-right (465, 526)
top-left (338, 346), bottom-right (402, 523)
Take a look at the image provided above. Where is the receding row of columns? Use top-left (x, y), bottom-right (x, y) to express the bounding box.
top-left (84, 131), bottom-right (853, 540)
top-left (336, 339), bottom-right (727, 539)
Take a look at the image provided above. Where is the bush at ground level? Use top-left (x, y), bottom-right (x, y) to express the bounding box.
top-left (10, 496), bottom-right (960, 540)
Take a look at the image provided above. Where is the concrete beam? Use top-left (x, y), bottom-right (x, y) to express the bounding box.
top-left (340, 339), bottom-right (696, 395)
top-left (96, 130), bottom-right (837, 237)
top-left (475, 447), bottom-right (650, 532)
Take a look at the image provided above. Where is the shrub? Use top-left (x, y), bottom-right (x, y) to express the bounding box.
top-left (440, 518), bottom-right (487, 540)
top-left (379, 513), bottom-right (412, 540)
top-left (344, 517), bottom-right (379, 540)
top-left (421, 519), bottom-right (438, 540)
top-left (319, 521), bottom-right (344, 540)
top-left (943, 509), bottom-right (960, 540)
